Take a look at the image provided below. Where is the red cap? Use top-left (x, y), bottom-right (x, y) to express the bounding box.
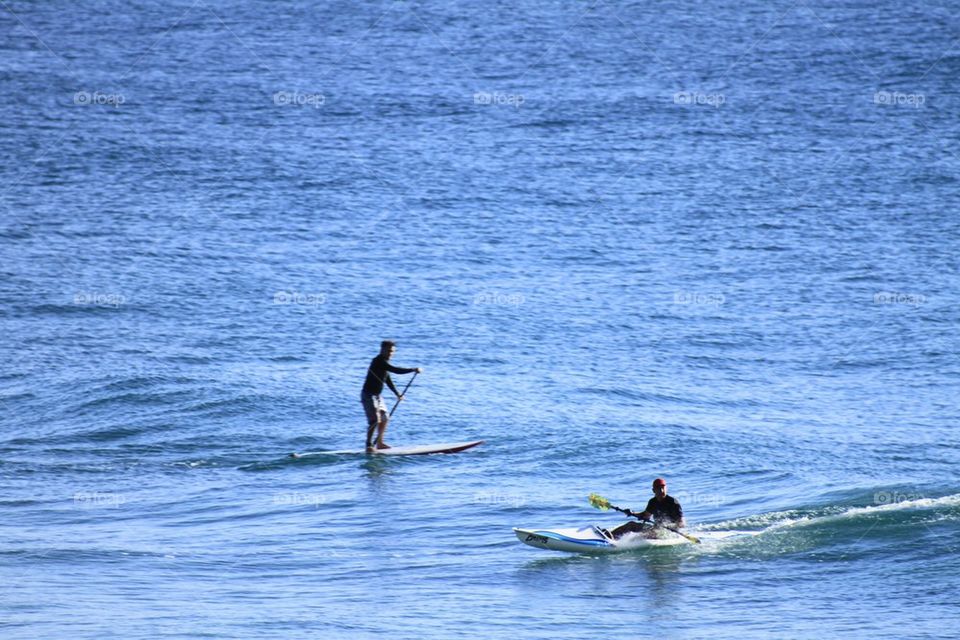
top-left (652, 477), bottom-right (666, 487)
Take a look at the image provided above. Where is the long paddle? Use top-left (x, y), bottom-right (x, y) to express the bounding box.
top-left (388, 371), bottom-right (418, 418)
top-left (588, 493), bottom-right (701, 544)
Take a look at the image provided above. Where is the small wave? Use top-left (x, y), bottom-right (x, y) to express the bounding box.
top-left (575, 387), bottom-right (692, 404)
top-left (27, 303), bottom-right (128, 316)
top-left (512, 119), bottom-right (577, 129)
top-left (693, 491), bottom-right (960, 559)
top-left (76, 389), bottom-right (194, 412)
top-left (706, 492), bottom-right (960, 531)
top-left (75, 424), bottom-right (152, 442)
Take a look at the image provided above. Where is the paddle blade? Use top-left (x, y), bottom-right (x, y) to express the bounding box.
top-left (682, 532), bottom-right (702, 544)
top-left (665, 526), bottom-right (701, 544)
top-left (588, 493), bottom-right (612, 511)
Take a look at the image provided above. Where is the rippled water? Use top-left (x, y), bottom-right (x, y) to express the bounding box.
top-left (2, 0), bottom-right (959, 638)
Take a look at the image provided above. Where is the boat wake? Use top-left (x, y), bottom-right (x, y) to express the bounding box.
top-left (689, 490), bottom-right (960, 557)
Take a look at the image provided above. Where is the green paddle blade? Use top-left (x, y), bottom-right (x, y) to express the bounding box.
top-left (588, 493), bottom-right (611, 511)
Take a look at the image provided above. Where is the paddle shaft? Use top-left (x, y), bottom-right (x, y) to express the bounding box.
top-left (388, 371), bottom-right (418, 418)
top-left (611, 504), bottom-right (638, 518)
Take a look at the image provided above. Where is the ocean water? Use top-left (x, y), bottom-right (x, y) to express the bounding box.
top-left (2, 0), bottom-right (959, 638)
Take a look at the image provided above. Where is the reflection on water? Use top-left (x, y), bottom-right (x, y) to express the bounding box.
top-left (362, 455), bottom-right (398, 486)
top-left (516, 546), bottom-right (695, 601)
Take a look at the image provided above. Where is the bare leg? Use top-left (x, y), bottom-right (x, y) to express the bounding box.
top-left (365, 421), bottom-right (377, 452)
top-left (375, 413), bottom-right (391, 449)
top-left (611, 520), bottom-right (648, 540)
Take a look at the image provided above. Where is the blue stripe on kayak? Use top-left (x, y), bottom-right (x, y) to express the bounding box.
top-left (539, 531), bottom-right (612, 547)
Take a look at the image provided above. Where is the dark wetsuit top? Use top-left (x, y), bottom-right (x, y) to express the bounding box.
top-left (644, 496), bottom-right (683, 525)
top-left (362, 355), bottom-right (416, 396)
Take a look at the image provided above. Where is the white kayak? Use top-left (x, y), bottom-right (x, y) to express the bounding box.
top-left (514, 524), bottom-right (692, 553)
top-left (290, 440), bottom-right (484, 459)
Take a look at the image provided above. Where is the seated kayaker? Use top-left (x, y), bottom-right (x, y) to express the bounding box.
top-left (610, 477), bottom-right (684, 539)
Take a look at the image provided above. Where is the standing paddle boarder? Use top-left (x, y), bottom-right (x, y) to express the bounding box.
top-left (362, 340), bottom-right (422, 452)
top-left (609, 477), bottom-right (685, 539)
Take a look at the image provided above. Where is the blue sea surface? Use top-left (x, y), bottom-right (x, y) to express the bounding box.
top-left (2, 1), bottom-right (959, 638)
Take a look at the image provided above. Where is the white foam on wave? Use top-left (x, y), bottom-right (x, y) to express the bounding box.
top-left (614, 530), bottom-right (690, 548)
top-left (842, 492), bottom-right (960, 517)
top-left (700, 491), bottom-right (960, 535)
top-left (695, 530), bottom-right (761, 543)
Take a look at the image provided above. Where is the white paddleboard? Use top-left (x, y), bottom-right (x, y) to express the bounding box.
top-left (291, 440), bottom-right (484, 459)
top-left (514, 525), bottom-right (691, 553)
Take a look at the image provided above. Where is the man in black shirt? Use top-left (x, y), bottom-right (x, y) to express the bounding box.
top-left (610, 477), bottom-right (685, 539)
top-left (362, 340), bottom-right (422, 452)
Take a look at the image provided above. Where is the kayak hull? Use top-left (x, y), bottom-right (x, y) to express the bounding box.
top-left (514, 525), bottom-right (691, 553)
